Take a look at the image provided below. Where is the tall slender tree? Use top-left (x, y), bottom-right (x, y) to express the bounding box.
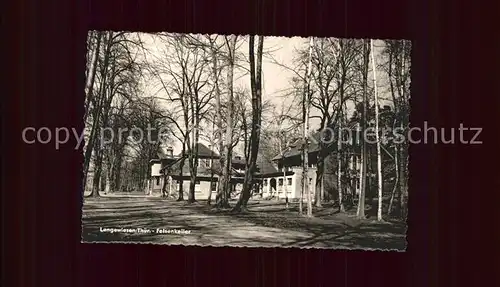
top-left (218, 35), bottom-right (238, 207)
top-left (357, 39), bottom-right (370, 218)
top-left (371, 40), bottom-right (384, 221)
top-left (302, 37), bottom-right (315, 217)
top-left (234, 35), bottom-right (264, 212)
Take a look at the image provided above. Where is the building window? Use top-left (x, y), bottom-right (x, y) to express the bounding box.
top-left (287, 178), bottom-right (292, 186)
top-left (211, 182), bottom-right (217, 191)
top-left (278, 178), bottom-right (283, 186)
top-left (156, 177), bottom-right (160, 186)
top-left (263, 180), bottom-right (268, 186)
top-left (195, 180), bottom-right (201, 185)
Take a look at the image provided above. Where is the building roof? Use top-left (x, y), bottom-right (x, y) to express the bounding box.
top-left (272, 132), bottom-right (325, 161)
top-left (175, 143), bottom-right (220, 159)
top-left (169, 160), bottom-right (214, 177)
top-left (256, 156), bottom-right (279, 174)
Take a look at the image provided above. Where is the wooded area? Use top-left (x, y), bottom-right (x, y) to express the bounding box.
top-left (83, 32), bottom-right (411, 224)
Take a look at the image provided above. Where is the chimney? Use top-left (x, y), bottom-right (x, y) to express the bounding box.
top-left (166, 146), bottom-right (173, 157)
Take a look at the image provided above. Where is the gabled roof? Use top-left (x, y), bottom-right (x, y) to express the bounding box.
top-left (169, 160), bottom-right (214, 177)
top-left (272, 132), bottom-right (324, 161)
top-left (176, 143), bottom-right (219, 159)
top-left (256, 156), bottom-right (279, 174)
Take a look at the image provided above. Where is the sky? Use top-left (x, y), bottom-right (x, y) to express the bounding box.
top-left (135, 33), bottom-right (402, 155)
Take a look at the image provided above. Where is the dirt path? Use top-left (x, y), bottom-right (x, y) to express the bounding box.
top-left (81, 196), bottom-right (406, 250)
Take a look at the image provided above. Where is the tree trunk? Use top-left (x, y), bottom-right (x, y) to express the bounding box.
top-left (399, 41), bottom-right (409, 221)
top-left (222, 144), bottom-right (233, 202)
top-left (299, 153), bottom-right (304, 214)
top-left (347, 154), bottom-right (355, 208)
top-left (188, 168), bottom-right (197, 202)
top-left (208, 119), bottom-right (215, 206)
top-left (84, 31), bottom-right (103, 124)
top-left (303, 37), bottom-right (314, 218)
top-left (187, 116), bottom-right (199, 203)
top-left (399, 143), bottom-right (408, 219)
top-left (83, 32), bottom-right (113, 193)
top-left (83, 86), bottom-right (105, 194)
top-left (279, 140), bottom-right (289, 209)
top-left (357, 40), bottom-right (370, 219)
top-left (90, 76), bottom-right (114, 198)
top-left (217, 36), bottom-right (238, 208)
top-left (337, 116), bottom-right (345, 212)
top-left (107, 157), bottom-right (116, 193)
top-left (388, 145), bottom-right (399, 215)
top-left (314, 171), bottom-right (322, 207)
top-left (315, 122), bottom-right (327, 207)
top-left (337, 50), bottom-right (348, 212)
top-left (283, 166), bottom-right (289, 209)
top-left (387, 40), bottom-right (409, 220)
top-left (211, 42), bottom-right (224, 202)
top-left (234, 35), bottom-right (264, 212)
top-left (371, 39), bottom-right (384, 221)
top-left (387, 44), bottom-right (400, 216)
top-left (186, 83), bottom-right (198, 203)
top-left (104, 167), bottom-right (111, 194)
top-left (92, 145), bottom-right (103, 198)
top-left (177, 146), bottom-right (186, 201)
top-left (113, 150), bottom-right (123, 192)
top-left (161, 171), bottom-right (169, 198)
top-left (315, 156), bottom-right (324, 207)
top-left (91, 47), bottom-right (119, 197)
top-left (208, 156), bottom-right (214, 205)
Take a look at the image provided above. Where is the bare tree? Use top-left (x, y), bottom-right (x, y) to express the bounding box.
top-left (356, 39), bottom-right (371, 219)
top-left (102, 96), bottom-right (134, 194)
top-left (126, 98), bottom-right (171, 194)
top-left (304, 37), bottom-right (315, 217)
top-left (148, 34), bottom-right (213, 203)
top-left (85, 32), bottom-right (144, 197)
top-left (181, 34), bottom-right (247, 207)
top-left (309, 38), bottom-right (339, 208)
top-left (233, 35), bottom-right (264, 212)
top-left (278, 105), bottom-right (299, 209)
top-left (370, 40), bottom-right (384, 221)
top-left (258, 102), bottom-right (300, 207)
top-left (382, 40), bottom-right (411, 218)
top-left (207, 36), bottom-right (226, 207)
top-left (84, 31), bottom-right (103, 124)
top-left (83, 31), bottom-right (114, 196)
top-left (217, 35), bottom-right (239, 207)
top-left (334, 39), bottom-right (359, 212)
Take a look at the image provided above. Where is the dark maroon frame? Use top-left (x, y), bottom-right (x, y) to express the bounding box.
top-left (4, 0), bottom-right (497, 286)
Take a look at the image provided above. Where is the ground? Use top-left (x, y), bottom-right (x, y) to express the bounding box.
top-left (81, 192), bottom-right (407, 250)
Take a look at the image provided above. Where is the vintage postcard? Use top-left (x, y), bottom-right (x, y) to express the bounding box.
top-left (81, 31), bottom-right (410, 250)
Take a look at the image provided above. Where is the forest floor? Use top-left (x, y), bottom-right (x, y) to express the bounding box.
top-left (81, 194), bottom-right (407, 250)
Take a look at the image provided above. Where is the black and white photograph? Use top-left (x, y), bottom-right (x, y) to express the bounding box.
top-left (81, 31), bottom-right (411, 250)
